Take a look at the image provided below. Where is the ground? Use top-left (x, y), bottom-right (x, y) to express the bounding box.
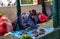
top-left (0, 19), bottom-right (53, 39)
top-left (0, 35), bottom-right (18, 39)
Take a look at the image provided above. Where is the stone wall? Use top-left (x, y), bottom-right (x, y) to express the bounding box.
top-left (0, 5), bottom-right (42, 22)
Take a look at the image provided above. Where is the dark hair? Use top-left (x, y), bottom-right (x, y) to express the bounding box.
top-left (29, 10), bottom-right (31, 13)
top-left (31, 9), bottom-right (37, 15)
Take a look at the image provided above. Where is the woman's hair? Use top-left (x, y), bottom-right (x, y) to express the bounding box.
top-left (31, 9), bottom-right (37, 15)
top-left (29, 10), bottom-right (31, 13)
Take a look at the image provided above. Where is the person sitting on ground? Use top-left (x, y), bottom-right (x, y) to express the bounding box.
top-left (0, 13), bottom-right (13, 36)
top-left (27, 14), bottom-right (38, 29)
top-left (31, 9), bottom-right (37, 15)
top-left (21, 13), bottom-right (29, 29)
top-left (38, 13), bottom-right (48, 23)
top-left (12, 13), bottom-right (29, 30)
top-left (29, 9), bottom-right (38, 23)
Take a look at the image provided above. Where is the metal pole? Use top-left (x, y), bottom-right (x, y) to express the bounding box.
top-left (53, 0), bottom-right (58, 28)
top-left (42, 0), bottom-right (47, 16)
top-left (16, 0), bottom-right (21, 30)
top-left (58, 0), bottom-right (60, 27)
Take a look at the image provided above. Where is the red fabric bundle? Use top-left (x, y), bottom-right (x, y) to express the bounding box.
top-left (38, 13), bottom-right (48, 23)
top-left (0, 17), bottom-right (8, 36)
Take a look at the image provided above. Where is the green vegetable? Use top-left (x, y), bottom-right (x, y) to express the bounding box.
top-left (20, 35), bottom-right (32, 39)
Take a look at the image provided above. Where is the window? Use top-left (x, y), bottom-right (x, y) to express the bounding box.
top-left (21, 0), bottom-right (33, 4)
top-left (20, 0), bottom-right (38, 6)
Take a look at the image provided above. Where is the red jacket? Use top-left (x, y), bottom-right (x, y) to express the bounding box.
top-left (38, 13), bottom-right (48, 23)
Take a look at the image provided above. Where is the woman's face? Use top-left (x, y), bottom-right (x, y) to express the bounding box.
top-left (31, 15), bottom-right (34, 18)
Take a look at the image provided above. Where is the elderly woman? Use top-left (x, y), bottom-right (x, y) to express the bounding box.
top-left (0, 13), bottom-right (13, 36)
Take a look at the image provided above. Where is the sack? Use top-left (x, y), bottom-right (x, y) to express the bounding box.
top-left (0, 17), bottom-right (13, 36)
top-left (0, 20), bottom-right (7, 36)
top-left (38, 13), bottom-right (48, 23)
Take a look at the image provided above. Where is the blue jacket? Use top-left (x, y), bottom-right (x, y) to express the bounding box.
top-left (27, 18), bottom-right (37, 29)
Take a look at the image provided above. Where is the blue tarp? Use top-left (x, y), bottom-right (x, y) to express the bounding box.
top-left (10, 27), bottom-right (54, 38)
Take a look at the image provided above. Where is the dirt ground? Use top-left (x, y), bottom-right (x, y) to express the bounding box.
top-left (0, 35), bottom-right (18, 39)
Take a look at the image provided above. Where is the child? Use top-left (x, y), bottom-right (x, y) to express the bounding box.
top-left (31, 9), bottom-right (38, 23)
top-left (31, 9), bottom-right (37, 15)
top-left (27, 14), bottom-right (38, 29)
